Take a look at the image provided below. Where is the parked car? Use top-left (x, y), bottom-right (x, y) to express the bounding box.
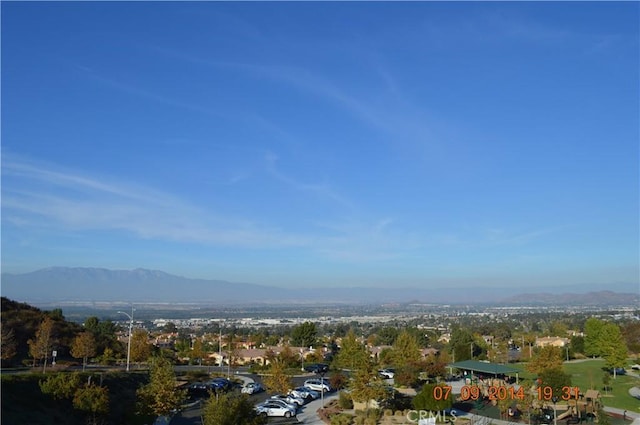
top-left (304, 363), bottom-right (329, 374)
top-left (304, 378), bottom-right (331, 392)
top-left (610, 367), bottom-right (626, 376)
top-left (631, 364), bottom-right (640, 370)
top-left (271, 393), bottom-right (305, 406)
top-left (379, 368), bottom-right (395, 379)
top-left (187, 383), bottom-right (211, 400)
top-left (209, 377), bottom-right (233, 392)
top-left (254, 401), bottom-right (296, 418)
top-left (263, 398), bottom-right (298, 411)
top-left (290, 386), bottom-right (320, 400)
top-left (241, 382), bottom-right (264, 394)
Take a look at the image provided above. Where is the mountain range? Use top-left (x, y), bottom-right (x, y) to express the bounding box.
top-left (1, 267), bottom-right (638, 306)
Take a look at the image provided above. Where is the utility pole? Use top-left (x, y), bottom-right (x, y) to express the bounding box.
top-left (219, 327), bottom-right (222, 369)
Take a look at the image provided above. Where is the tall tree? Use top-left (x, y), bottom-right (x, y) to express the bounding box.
top-left (599, 323), bottom-right (628, 378)
top-left (621, 322), bottom-right (640, 355)
top-left (71, 331), bottom-right (97, 371)
top-left (291, 322), bottom-right (317, 348)
top-left (191, 338), bottom-right (205, 365)
top-left (526, 345), bottom-right (563, 375)
top-left (263, 360), bottom-right (293, 394)
top-left (584, 318), bottom-right (604, 357)
top-left (334, 330), bottom-right (371, 371)
top-left (137, 357), bottom-right (185, 417)
top-left (350, 365), bottom-right (388, 409)
top-left (202, 393), bottom-right (267, 425)
top-left (449, 327), bottom-right (476, 362)
top-left (130, 329), bottom-right (152, 367)
top-left (390, 330), bottom-right (421, 368)
top-left (28, 316), bottom-right (55, 372)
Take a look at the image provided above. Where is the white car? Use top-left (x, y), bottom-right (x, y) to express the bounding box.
top-left (291, 386), bottom-right (320, 400)
top-left (379, 368), bottom-right (395, 379)
top-left (304, 378), bottom-right (332, 392)
top-left (264, 398), bottom-right (298, 411)
top-left (241, 382), bottom-right (264, 394)
top-left (255, 401), bottom-right (296, 418)
top-left (271, 393), bottom-right (305, 406)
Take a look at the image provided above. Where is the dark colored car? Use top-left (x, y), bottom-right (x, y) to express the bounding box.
top-left (209, 377), bottom-right (233, 392)
top-left (187, 383), bottom-right (212, 400)
top-left (304, 363), bottom-right (329, 374)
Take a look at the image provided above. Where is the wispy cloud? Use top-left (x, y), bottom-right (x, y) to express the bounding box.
top-left (2, 155), bottom-right (308, 248)
top-left (264, 152), bottom-right (356, 211)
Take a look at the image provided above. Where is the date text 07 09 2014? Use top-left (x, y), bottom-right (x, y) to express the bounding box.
top-left (432, 385), bottom-right (580, 401)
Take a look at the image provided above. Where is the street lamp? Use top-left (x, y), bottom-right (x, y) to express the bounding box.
top-left (117, 306), bottom-right (135, 372)
top-left (301, 349), bottom-right (305, 372)
top-left (318, 370), bottom-right (327, 410)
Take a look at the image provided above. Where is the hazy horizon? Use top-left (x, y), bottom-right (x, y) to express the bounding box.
top-left (2, 3), bottom-right (638, 291)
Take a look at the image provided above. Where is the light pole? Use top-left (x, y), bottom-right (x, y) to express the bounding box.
top-left (301, 349), bottom-right (305, 372)
top-left (117, 306), bottom-right (134, 372)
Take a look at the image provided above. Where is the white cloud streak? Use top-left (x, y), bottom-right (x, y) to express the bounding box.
top-left (2, 156), bottom-right (308, 248)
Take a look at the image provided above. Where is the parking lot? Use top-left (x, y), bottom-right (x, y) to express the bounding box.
top-left (170, 372), bottom-right (331, 425)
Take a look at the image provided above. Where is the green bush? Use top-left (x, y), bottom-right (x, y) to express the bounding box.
top-left (331, 413), bottom-right (354, 425)
top-left (366, 408), bottom-right (380, 421)
top-left (383, 409), bottom-right (393, 416)
top-left (338, 391), bottom-right (354, 409)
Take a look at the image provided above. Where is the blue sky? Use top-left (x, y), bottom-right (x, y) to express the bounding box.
top-left (2, 2), bottom-right (638, 290)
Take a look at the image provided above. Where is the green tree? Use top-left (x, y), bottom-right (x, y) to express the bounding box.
top-left (202, 393), bottom-right (267, 425)
top-left (28, 316), bottom-right (55, 372)
top-left (39, 372), bottom-right (82, 400)
top-left (137, 357), bottom-right (186, 417)
top-left (334, 330), bottom-right (371, 371)
top-left (263, 359), bottom-right (293, 394)
top-left (599, 323), bottom-right (628, 378)
top-left (622, 322), bottom-right (640, 354)
top-left (71, 331), bottom-right (97, 371)
top-left (291, 322), bottom-right (318, 348)
top-left (73, 383), bottom-right (109, 425)
top-left (390, 330), bottom-right (421, 369)
top-left (570, 335), bottom-right (584, 356)
top-left (538, 367), bottom-right (572, 400)
top-left (449, 327), bottom-right (475, 362)
top-left (191, 338), bottom-right (205, 365)
top-left (526, 345), bottom-right (563, 375)
top-left (163, 322), bottom-right (178, 333)
top-left (584, 318), bottom-right (605, 357)
top-left (350, 365), bottom-right (388, 409)
top-left (412, 383), bottom-right (453, 411)
top-left (374, 327), bottom-right (399, 346)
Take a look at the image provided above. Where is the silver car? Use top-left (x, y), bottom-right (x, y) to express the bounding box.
top-left (254, 401), bottom-right (296, 418)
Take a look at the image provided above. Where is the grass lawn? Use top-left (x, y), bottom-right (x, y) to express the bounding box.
top-left (510, 360), bottom-right (640, 412)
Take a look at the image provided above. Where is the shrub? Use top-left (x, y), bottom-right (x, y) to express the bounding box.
top-left (338, 391), bottom-right (354, 409)
top-left (331, 413), bottom-right (354, 425)
top-left (383, 409), bottom-right (393, 416)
